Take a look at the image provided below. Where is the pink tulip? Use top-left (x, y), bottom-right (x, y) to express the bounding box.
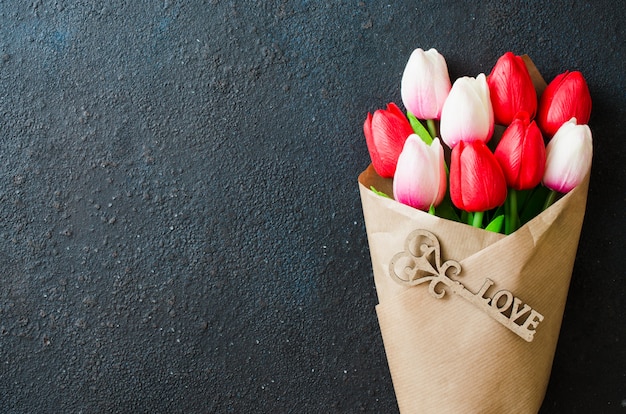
top-left (537, 71), bottom-right (592, 138)
top-left (487, 52), bottom-right (538, 125)
top-left (440, 73), bottom-right (494, 148)
top-left (401, 48), bottom-right (452, 120)
top-left (543, 118), bottom-right (593, 193)
top-left (363, 102), bottom-right (415, 178)
top-left (393, 135), bottom-right (447, 211)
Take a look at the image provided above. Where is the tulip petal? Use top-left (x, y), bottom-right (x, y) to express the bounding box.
top-left (450, 140), bottom-right (507, 212)
top-left (440, 74), bottom-right (494, 148)
top-left (401, 48), bottom-right (452, 120)
top-left (538, 71), bottom-right (592, 137)
top-left (393, 135), bottom-right (447, 211)
top-left (363, 103), bottom-right (414, 178)
top-left (487, 52), bottom-right (538, 125)
top-left (494, 113), bottom-right (545, 190)
top-left (542, 118), bottom-right (593, 193)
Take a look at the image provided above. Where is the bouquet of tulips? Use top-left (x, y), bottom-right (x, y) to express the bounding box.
top-left (364, 49), bottom-right (592, 233)
top-left (358, 49), bottom-right (592, 413)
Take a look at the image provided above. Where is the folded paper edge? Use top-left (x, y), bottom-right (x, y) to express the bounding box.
top-left (358, 164), bottom-right (590, 245)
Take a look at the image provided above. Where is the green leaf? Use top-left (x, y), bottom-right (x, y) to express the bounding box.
top-left (461, 210), bottom-right (469, 225)
top-left (370, 186), bottom-right (391, 199)
top-left (434, 194), bottom-right (461, 222)
top-left (407, 112), bottom-right (433, 145)
top-left (519, 185), bottom-right (551, 225)
top-left (485, 215), bottom-right (504, 233)
top-left (489, 205), bottom-right (504, 221)
top-left (515, 188), bottom-right (531, 209)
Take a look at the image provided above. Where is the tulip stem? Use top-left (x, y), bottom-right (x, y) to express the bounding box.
top-left (426, 119), bottom-right (438, 139)
top-left (511, 189), bottom-right (519, 231)
top-left (543, 190), bottom-right (559, 211)
top-left (428, 205), bottom-right (436, 215)
top-left (472, 211), bottom-right (484, 228)
top-left (505, 189), bottom-right (519, 235)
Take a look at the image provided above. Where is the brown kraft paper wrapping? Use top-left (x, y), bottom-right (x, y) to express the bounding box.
top-left (358, 165), bottom-right (590, 413)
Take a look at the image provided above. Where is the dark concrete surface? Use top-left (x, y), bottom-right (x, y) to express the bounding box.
top-left (0, 1), bottom-right (624, 412)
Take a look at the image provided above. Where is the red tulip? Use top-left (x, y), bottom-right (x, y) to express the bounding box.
top-left (363, 103), bottom-right (415, 178)
top-left (450, 140), bottom-right (507, 212)
top-left (494, 111), bottom-right (546, 191)
top-left (537, 71), bottom-right (592, 137)
top-left (393, 135), bottom-right (447, 211)
top-left (487, 52), bottom-right (537, 125)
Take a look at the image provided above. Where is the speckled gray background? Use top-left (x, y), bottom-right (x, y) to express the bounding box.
top-left (1, 1), bottom-right (624, 412)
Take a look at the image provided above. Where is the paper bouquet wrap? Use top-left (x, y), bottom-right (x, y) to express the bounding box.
top-left (358, 165), bottom-right (589, 413)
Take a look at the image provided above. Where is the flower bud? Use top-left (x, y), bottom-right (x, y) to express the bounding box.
top-left (393, 135), bottom-right (447, 211)
top-left (363, 103), bottom-right (415, 178)
top-left (401, 48), bottom-right (452, 120)
top-left (450, 140), bottom-right (507, 212)
top-left (440, 74), bottom-right (494, 149)
top-left (494, 111), bottom-right (546, 190)
top-left (543, 118), bottom-right (592, 193)
top-left (487, 52), bottom-right (538, 125)
top-left (537, 71), bottom-right (592, 137)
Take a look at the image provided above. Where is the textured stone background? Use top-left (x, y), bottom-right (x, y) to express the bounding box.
top-left (1, 1), bottom-right (624, 412)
